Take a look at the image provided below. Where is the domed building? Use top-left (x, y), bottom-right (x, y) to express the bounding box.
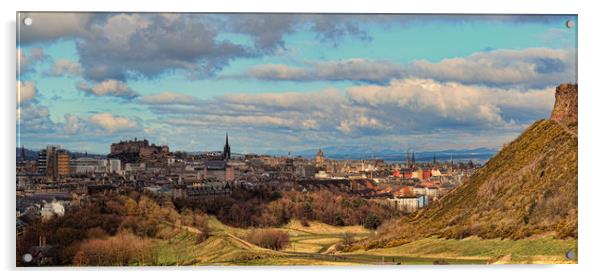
top-left (315, 148), bottom-right (325, 166)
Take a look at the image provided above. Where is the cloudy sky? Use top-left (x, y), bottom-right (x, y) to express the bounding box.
top-left (16, 13), bottom-right (577, 155)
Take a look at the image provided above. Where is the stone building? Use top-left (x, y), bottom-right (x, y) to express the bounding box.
top-left (109, 138), bottom-right (169, 164)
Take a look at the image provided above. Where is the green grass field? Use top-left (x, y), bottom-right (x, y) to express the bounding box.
top-left (347, 236), bottom-right (577, 264)
top-left (147, 217), bottom-right (576, 265)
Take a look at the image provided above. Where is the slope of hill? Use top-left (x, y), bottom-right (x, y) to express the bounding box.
top-left (366, 84), bottom-right (578, 248)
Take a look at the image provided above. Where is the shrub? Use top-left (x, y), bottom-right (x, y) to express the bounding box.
top-left (300, 218), bottom-right (310, 227)
top-left (341, 232), bottom-right (355, 246)
top-left (363, 214), bottom-right (381, 230)
top-left (245, 229), bottom-right (290, 250)
top-left (181, 211), bottom-right (210, 243)
top-left (72, 232), bottom-right (156, 266)
top-left (86, 227), bottom-right (108, 239)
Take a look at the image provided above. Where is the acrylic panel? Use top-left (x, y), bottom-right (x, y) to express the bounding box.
top-left (16, 12), bottom-right (578, 266)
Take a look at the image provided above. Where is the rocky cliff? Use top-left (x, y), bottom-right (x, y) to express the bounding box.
top-left (550, 84), bottom-right (578, 132)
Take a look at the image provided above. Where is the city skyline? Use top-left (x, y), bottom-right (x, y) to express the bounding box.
top-left (17, 13), bottom-right (577, 154)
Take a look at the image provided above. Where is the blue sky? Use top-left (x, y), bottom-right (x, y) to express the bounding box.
top-left (17, 13), bottom-right (577, 155)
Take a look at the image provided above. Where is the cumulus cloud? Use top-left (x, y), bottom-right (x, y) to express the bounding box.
top-left (48, 59), bottom-right (81, 76)
top-left (226, 14), bottom-right (299, 53)
top-left (238, 48), bottom-right (575, 88)
top-left (18, 109), bottom-right (147, 152)
top-left (88, 113), bottom-right (137, 133)
top-left (17, 104), bottom-right (54, 136)
top-left (307, 15), bottom-right (371, 45)
top-left (19, 13), bottom-right (405, 82)
top-left (17, 80), bottom-right (37, 104)
top-left (412, 48), bottom-right (576, 88)
top-left (139, 92), bottom-right (198, 105)
top-left (144, 79), bottom-right (554, 141)
top-left (18, 13), bottom-right (577, 86)
top-left (246, 64), bottom-right (307, 80)
top-left (17, 104), bottom-right (47, 123)
top-left (346, 79), bottom-right (555, 129)
top-left (18, 48), bottom-right (47, 75)
top-left (19, 12), bottom-right (92, 44)
top-left (77, 79), bottom-right (138, 99)
top-left (62, 114), bottom-right (86, 134)
top-left (77, 13), bottom-right (253, 81)
top-left (245, 59), bottom-right (405, 84)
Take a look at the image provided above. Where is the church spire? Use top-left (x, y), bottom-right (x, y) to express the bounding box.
top-left (20, 145), bottom-right (26, 162)
top-left (223, 132), bottom-right (231, 160)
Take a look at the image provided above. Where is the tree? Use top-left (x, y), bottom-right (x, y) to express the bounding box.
top-left (334, 214), bottom-right (345, 226)
top-left (302, 202), bottom-right (314, 219)
top-left (363, 214), bottom-right (381, 230)
top-left (245, 229), bottom-right (290, 251)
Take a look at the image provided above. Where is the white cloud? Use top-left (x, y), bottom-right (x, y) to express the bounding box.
top-left (17, 104), bottom-right (52, 130)
top-left (48, 59), bottom-right (81, 76)
top-left (147, 78), bottom-right (554, 141)
top-left (77, 79), bottom-right (138, 99)
top-left (18, 48), bottom-right (47, 75)
top-left (17, 80), bottom-right (37, 104)
top-left (346, 78), bottom-right (554, 127)
top-left (139, 92), bottom-right (198, 105)
top-left (63, 114), bottom-right (86, 134)
top-left (88, 113), bottom-right (137, 133)
top-left (239, 48), bottom-right (575, 89)
top-left (244, 59), bottom-right (405, 84)
top-left (247, 64), bottom-right (307, 80)
top-left (337, 115), bottom-right (385, 134)
top-left (411, 48), bottom-right (576, 88)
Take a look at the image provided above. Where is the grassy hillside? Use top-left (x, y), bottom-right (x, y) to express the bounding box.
top-left (366, 119), bottom-right (577, 249)
top-left (151, 216), bottom-right (575, 265)
top-left (151, 217), bottom-right (375, 265)
top-left (347, 236), bottom-right (576, 264)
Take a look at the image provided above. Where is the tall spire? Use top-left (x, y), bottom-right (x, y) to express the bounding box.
top-left (20, 145), bottom-right (26, 161)
top-left (223, 132), bottom-right (231, 160)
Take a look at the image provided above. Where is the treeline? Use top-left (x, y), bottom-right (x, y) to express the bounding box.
top-left (175, 188), bottom-right (398, 229)
top-left (19, 188), bottom-right (398, 265)
top-left (18, 192), bottom-right (209, 266)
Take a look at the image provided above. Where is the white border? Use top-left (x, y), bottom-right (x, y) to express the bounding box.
top-left (3, 1), bottom-right (601, 279)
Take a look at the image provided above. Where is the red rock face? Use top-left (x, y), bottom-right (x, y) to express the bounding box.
top-left (550, 84), bottom-right (578, 128)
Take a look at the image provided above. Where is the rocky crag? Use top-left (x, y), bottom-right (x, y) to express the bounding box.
top-left (550, 84), bottom-right (578, 133)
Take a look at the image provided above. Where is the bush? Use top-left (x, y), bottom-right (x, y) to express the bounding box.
top-left (363, 214), bottom-right (381, 230)
top-left (245, 229), bottom-right (290, 250)
top-left (300, 218), bottom-right (310, 227)
top-left (181, 211), bottom-right (210, 243)
top-left (72, 232), bottom-right (156, 266)
top-left (341, 231), bottom-right (355, 246)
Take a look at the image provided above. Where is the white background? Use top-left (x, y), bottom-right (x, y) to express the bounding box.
top-left (2, 0), bottom-right (601, 278)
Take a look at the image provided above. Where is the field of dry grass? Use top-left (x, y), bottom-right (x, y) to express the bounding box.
top-left (346, 236), bottom-right (577, 264)
top-left (149, 217), bottom-right (575, 265)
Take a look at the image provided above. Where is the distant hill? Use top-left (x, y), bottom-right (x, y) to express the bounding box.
top-left (15, 147), bottom-right (38, 161)
top-left (16, 147), bottom-right (105, 160)
top-left (268, 147), bottom-right (497, 163)
top-left (366, 84), bottom-right (578, 248)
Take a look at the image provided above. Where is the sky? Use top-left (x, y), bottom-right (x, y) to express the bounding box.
top-left (16, 13), bottom-right (577, 155)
